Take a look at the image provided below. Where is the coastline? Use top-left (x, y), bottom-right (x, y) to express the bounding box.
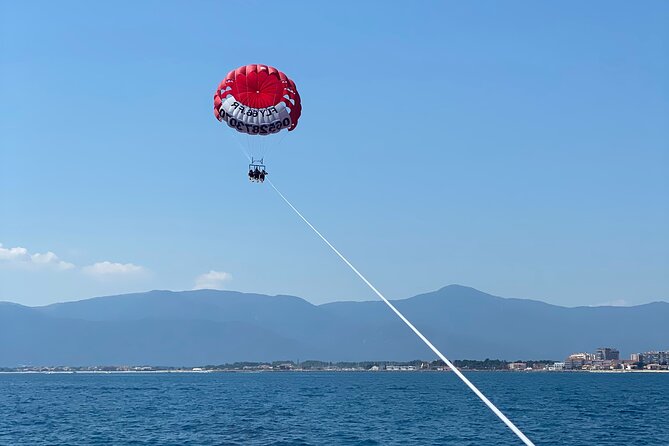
top-left (1, 369), bottom-right (667, 375)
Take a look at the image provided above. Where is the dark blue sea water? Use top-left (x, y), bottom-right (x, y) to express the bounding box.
top-left (1, 371), bottom-right (667, 445)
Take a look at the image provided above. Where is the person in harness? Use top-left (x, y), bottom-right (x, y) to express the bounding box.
top-left (248, 162), bottom-right (267, 183)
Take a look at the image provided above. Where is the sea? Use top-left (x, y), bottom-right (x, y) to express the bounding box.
top-left (1, 371), bottom-right (667, 445)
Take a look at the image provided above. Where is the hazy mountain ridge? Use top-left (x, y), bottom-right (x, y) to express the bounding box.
top-left (1, 285), bottom-right (667, 366)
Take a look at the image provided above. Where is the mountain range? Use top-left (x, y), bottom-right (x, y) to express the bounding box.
top-left (1, 285), bottom-right (667, 366)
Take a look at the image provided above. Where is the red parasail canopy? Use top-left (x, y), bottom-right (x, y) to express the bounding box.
top-left (214, 64), bottom-right (302, 133)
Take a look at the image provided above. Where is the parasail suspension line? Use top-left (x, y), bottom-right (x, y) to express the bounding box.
top-left (267, 178), bottom-right (535, 446)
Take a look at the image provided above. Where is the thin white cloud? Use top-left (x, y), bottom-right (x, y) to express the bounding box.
top-left (0, 243), bottom-right (75, 270)
top-left (0, 244), bottom-right (28, 261)
top-left (194, 270), bottom-right (232, 290)
top-left (82, 261), bottom-right (145, 277)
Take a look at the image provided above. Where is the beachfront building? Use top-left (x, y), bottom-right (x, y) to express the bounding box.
top-left (547, 362), bottom-right (565, 371)
top-left (595, 347), bottom-right (620, 361)
top-left (633, 351), bottom-right (669, 365)
top-left (507, 362), bottom-right (527, 371)
top-left (564, 353), bottom-right (595, 370)
top-left (564, 347), bottom-right (627, 370)
top-left (385, 365), bottom-right (417, 371)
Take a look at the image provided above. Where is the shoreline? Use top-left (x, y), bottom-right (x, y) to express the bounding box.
top-left (1, 369), bottom-right (667, 375)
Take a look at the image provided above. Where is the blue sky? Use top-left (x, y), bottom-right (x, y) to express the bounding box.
top-left (1, 1), bottom-right (667, 307)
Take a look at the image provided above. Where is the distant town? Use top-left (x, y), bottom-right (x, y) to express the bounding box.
top-left (2, 348), bottom-right (667, 374)
top-left (555, 348), bottom-right (669, 371)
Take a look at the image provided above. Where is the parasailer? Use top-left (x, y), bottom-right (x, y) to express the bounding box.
top-left (247, 159), bottom-right (268, 183)
top-left (213, 64), bottom-right (301, 183)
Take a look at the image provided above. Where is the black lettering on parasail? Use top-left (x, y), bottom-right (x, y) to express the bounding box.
top-left (224, 115), bottom-right (289, 135)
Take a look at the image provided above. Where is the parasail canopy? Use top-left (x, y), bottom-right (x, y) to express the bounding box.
top-left (214, 64), bottom-right (302, 136)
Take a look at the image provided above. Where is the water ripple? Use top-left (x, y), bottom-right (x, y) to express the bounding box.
top-left (0, 372), bottom-right (667, 445)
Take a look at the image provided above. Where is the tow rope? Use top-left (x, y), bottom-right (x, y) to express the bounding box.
top-left (268, 178), bottom-right (535, 446)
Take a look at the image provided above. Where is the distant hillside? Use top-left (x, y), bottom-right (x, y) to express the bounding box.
top-left (1, 285), bottom-right (667, 366)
